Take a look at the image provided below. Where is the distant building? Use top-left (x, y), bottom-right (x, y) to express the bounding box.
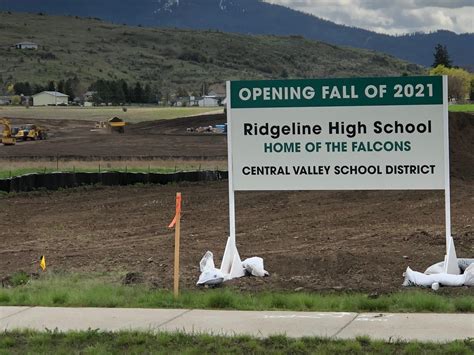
top-left (207, 83), bottom-right (226, 97)
top-left (32, 91), bottom-right (68, 106)
top-left (206, 83), bottom-right (226, 106)
top-left (83, 91), bottom-right (96, 106)
top-left (207, 90), bottom-right (225, 99)
top-left (189, 96), bottom-right (200, 106)
top-left (0, 96), bottom-right (13, 105)
top-left (15, 42), bottom-right (38, 50)
top-left (175, 96), bottom-right (201, 107)
top-left (198, 95), bottom-right (220, 107)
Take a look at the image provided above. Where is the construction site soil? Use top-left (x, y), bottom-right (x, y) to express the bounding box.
top-left (0, 112), bottom-right (473, 293)
top-left (0, 114), bottom-right (228, 160)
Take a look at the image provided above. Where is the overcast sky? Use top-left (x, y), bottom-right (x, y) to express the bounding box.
top-left (265, 0), bottom-right (474, 35)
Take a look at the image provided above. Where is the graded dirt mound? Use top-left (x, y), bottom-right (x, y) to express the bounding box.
top-left (449, 112), bottom-right (474, 181)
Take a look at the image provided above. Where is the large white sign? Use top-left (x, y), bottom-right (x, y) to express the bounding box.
top-left (221, 76), bottom-right (457, 279)
top-left (228, 76), bottom-right (447, 191)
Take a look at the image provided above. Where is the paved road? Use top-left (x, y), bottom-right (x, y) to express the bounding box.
top-left (0, 307), bottom-right (472, 342)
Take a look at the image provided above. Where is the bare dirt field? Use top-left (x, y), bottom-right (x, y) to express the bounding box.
top-left (0, 180), bottom-right (472, 294)
top-left (0, 114), bottom-right (228, 159)
top-left (0, 112), bottom-right (472, 294)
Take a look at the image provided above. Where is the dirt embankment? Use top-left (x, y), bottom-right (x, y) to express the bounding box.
top-left (0, 179), bottom-right (472, 294)
top-left (449, 112), bottom-right (474, 181)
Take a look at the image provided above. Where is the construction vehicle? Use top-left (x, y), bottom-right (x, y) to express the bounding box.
top-left (108, 117), bottom-right (126, 134)
top-left (94, 121), bottom-right (107, 129)
top-left (93, 117), bottom-right (126, 133)
top-left (15, 124), bottom-right (47, 141)
top-left (0, 118), bottom-right (16, 145)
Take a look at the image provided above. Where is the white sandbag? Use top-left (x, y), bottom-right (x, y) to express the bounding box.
top-left (197, 251), bottom-right (224, 286)
top-left (199, 251), bottom-right (215, 272)
top-left (459, 258), bottom-right (474, 272)
top-left (242, 257), bottom-right (269, 277)
top-left (197, 269), bottom-right (225, 286)
top-left (424, 258), bottom-right (474, 274)
top-left (463, 263), bottom-right (474, 286)
top-left (424, 262), bottom-right (444, 275)
top-left (403, 266), bottom-right (465, 287)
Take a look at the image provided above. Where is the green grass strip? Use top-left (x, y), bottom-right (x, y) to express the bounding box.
top-left (0, 273), bottom-right (472, 313)
top-left (0, 330), bottom-right (472, 354)
top-left (449, 104), bottom-right (474, 112)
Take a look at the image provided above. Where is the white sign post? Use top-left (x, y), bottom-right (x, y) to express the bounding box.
top-left (222, 75), bottom-right (458, 278)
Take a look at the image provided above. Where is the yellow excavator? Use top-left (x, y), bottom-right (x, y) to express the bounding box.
top-left (0, 118), bottom-right (16, 145)
top-left (15, 124), bottom-right (47, 141)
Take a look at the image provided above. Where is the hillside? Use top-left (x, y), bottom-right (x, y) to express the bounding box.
top-left (0, 12), bottom-right (423, 95)
top-left (0, 0), bottom-right (472, 68)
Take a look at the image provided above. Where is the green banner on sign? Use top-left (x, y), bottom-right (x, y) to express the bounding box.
top-left (231, 76), bottom-right (443, 108)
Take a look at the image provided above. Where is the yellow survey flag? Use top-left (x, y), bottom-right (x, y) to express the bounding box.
top-left (40, 255), bottom-right (46, 271)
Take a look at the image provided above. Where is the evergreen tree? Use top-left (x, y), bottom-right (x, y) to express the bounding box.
top-left (64, 79), bottom-right (75, 99)
top-left (133, 82), bottom-right (144, 103)
top-left (144, 84), bottom-right (153, 103)
top-left (120, 80), bottom-right (131, 103)
top-left (24, 82), bottom-right (32, 96)
top-left (13, 82), bottom-right (32, 96)
top-left (110, 81), bottom-right (125, 105)
top-left (47, 80), bottom-right (56, 91)
top-left (65, 76), bottom-right (80, 98)
top-left (33, 84), bottom-right (46, 94)
top-left (432, 44), bottom-right (452, 68)
top-left (13, 82), bottom-right (23, 95)
top-left (57, 80), bottom-right (65, 94)
top-left (94, 80), bottom-right (111, 105)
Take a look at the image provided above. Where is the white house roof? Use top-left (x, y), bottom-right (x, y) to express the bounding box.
top-left (33, 91), bottom-right (69, 97)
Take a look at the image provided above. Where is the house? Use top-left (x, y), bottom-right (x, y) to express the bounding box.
top-left (207, 83), bottom-right (226, 99)
top-left (178, 96), bottom-right (201, 107)
top-left (0, 96), bottom-right (13, 105)
top-left (15, 42), bottom-right (38, 50)
top-left (198, 95), bottom-right (220, 107)
top-left (32, 91), bottom-right (69, 106)
top-left (205, 83), bottom-right (226, 106)
top-left (83, 91), bottom-right (97, 107)
top-left (189, 96), bottom-right (201, 106)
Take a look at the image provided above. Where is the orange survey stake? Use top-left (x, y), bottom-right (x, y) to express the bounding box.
top-left (168, 193), bottom-right (182, 228)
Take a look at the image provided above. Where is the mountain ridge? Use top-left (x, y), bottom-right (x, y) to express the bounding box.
top-left (0, 0), bottom-right (472, 68)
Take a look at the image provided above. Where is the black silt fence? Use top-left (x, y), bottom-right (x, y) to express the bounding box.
top-left (0, 178), bottom-right (10, 193)
top-left (0, 171), bottom-right (227, 193)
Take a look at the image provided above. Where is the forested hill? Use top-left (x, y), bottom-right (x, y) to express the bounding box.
top-left (0, 0), bottom-right (472, 68)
